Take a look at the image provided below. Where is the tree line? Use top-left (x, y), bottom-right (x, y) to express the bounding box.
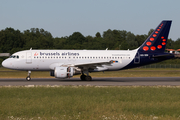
top-left (0, 27), bottom-right (180, 64)
top-left (1, 27), bottom-right (180, 54)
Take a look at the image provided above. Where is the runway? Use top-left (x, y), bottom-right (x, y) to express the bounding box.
top-left (0, 77), bottom-right (180, 86)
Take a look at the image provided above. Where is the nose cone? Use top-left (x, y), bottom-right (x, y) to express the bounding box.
top-left (2, 60), bottom-right (8, 68)
top-left (2, 59), bottom-right (11, 68)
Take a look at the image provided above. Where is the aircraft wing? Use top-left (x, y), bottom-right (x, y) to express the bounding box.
top-left (67, 60), bottom-right (113, 71)
top-left (74, 60), bottom-right (112, 67)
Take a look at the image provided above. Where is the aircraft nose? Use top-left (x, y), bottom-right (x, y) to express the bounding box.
top-left (2, 60), bottom-right (7, 68)
top-left (2, 59), bottom-right (10, 68)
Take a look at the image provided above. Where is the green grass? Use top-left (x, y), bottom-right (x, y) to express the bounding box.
top-left (1, 67), bottom-right (180, 78)
top-left (1, 86), bottom-right (180, 119)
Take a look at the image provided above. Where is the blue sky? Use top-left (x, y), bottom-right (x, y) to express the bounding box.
top-left (1, 0), bottom-right (180, 40)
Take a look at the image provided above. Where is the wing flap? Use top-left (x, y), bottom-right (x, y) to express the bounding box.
top-left (74, 61), bottom-right (112, 67)
top-left (60, 60), bottom-right (113, 71)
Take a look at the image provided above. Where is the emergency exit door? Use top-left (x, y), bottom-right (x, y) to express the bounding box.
top-left (26, 52), bottom-right (32, 63)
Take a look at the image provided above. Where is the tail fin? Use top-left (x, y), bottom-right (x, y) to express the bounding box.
top-left (138, 20), bottom-right (172, 53)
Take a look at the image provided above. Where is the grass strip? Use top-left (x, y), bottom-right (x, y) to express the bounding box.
top-left (1, 68), bottom-right (180, 78)
top-left (1, 86), bottom-right (180, 119)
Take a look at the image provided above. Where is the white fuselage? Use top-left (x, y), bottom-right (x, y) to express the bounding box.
top-left (2, 49), bottom-right (138, 71)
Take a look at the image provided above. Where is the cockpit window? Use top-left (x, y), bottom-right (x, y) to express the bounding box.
top-left (10, 55), bottom-right (19, 59)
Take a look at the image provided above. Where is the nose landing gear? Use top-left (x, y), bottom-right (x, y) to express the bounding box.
top-left (26, 71), bottom-right (31, 81)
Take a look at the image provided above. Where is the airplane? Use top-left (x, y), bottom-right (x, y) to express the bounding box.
top-left (2, 20), bottom-right (175, 81)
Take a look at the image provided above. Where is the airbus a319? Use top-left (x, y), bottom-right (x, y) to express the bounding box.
top-left (2, 20), bottom-right (175, 81)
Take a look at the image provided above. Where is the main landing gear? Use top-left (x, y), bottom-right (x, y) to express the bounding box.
top-left (26, 71), bottom-right (31, 81)
top-left (80, 72), bottom-right (92, 81)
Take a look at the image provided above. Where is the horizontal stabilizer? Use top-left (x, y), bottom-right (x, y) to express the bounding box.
top-left (152, 53), bottom-right (174, 58)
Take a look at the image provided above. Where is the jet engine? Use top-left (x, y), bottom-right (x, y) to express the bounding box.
top-left (50, 67), bottom-right (74, 78)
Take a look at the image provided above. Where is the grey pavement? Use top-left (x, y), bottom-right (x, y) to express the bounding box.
top-left (0, 77), bottom-right (180, 86)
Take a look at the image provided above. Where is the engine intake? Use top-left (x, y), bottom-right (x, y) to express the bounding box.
top-left (52, 67), bottom-right (74, 78)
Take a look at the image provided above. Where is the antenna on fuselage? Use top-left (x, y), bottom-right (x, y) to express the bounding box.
top-left (30, 48), bottom-right (32, 50)
top-left (106, 48), bottom-right (108, 50)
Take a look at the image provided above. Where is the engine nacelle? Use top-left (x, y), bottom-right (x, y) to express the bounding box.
top-left (54, 67), bottom-right (74, 78)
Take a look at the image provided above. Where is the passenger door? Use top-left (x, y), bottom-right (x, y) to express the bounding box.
top-left (134, 52), bottom-right (140, 64)
top-left (26, 52), bottom-right (32, 64)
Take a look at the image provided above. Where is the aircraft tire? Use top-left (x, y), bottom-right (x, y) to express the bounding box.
top-left (26, 76), bottom-right (31, 81)
top-left (85, 76), bottom-right (92, 81)
top-left (80, 75), bottom-right (86, 81)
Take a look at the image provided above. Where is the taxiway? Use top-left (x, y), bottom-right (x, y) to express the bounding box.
top-left (0, 77), bottom-right (180, 86)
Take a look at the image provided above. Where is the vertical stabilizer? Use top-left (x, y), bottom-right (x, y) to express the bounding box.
top-left (138, 20), bottom-right (172, 53)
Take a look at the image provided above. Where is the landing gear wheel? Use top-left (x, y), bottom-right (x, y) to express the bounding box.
top-left (85, 76), bottom-right (92, 81)
top-left (80, 74), bottom-right (86, 81)
top-left (26, 71), bottom-right (31, 81)
top-left (26, 76), bottom-right (31, 81)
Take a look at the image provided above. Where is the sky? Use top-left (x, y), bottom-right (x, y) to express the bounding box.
top-left (1, 0), bottom-right (180, 40)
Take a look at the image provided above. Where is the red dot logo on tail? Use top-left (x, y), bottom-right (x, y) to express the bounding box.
top-left (150, 46), bottom-right (156, 51)
top-left (162, 39), bottom-right (166, 41)
top-left (150, 38), bottom-right (154, 41)
top-left (157, 45), bottom-right (162, 49)
top-left (139, 21), bottom-right (172, 52)
top-left (153, 34), bottom-right (157, 37)
top-left (146, 42), bottom-right (152, 46)
top-left (162, 42), bottom-right (166, 45)
top-left (143, 46), bottom-right (149, 51)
